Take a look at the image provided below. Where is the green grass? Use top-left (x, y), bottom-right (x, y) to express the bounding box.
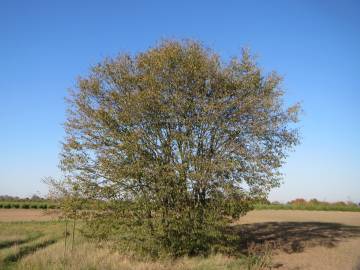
top-left (0, 221), bottom-right (64, 270)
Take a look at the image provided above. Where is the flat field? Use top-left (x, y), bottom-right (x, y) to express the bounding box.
top-left (0, 209), bottom-right (359, 269)
top-left (0, 209), bottom-right (58, 222)
top-left (237, 210), bottom-right (360, 269)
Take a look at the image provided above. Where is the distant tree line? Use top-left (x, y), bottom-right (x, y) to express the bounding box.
top-left (0, 194), bottom-right (46, 201)
top-left (0, 194), bottom-right (59, 209)
top-left (256, 198), bottom-right (360, 211)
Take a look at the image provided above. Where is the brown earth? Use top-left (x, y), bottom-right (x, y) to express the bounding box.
top-left (0, 209), bottom-right (59, 221)
top-left (237, 209), bottom-right (360, 226)
top-left (236, 210), bottom-right (360, 270)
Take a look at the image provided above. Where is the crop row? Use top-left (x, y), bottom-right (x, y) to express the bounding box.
top-left (0, 202), bottom-right (58, 209)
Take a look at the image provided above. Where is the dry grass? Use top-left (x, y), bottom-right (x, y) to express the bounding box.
top-left (0, 217), bottom-right (271, 270)
top-left (16, 240), bottom-right (270, 270)
top-left (0, 221), bottom-right (63, 269)
top-left (0, 219), bottom-right (271, 270)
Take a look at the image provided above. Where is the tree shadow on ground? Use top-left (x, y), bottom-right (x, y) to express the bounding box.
top-left (217, 222), bottom-right (360, 256)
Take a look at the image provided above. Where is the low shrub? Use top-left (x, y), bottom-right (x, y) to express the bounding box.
top-left (4, 203), bottom-right (11, 209)
top-left (12, 204), bottom-right (20, 209)
top-left (21, 204), bottom-right (30, 209)
top-left (38, 204), bottom-right (48, 209)
top-left (0, 200), bottom-right (59, 210)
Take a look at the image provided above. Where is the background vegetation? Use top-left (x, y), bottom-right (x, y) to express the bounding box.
top-left (0, 202), bottom-right (58, 209)
top-left (1, 198), bottom-right (359, 212)
top-left (0, 196), bottom-right (58, 209)
top-left (255, 198), bottom-right (360, 212)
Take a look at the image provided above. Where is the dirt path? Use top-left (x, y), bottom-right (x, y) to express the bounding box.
top-left (238, 210), bottom-right (360, 270)
top-left (0, 209), bottom-right (59, 222)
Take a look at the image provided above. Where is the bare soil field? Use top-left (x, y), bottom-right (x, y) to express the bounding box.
top-left (236, 210), bottom-right (360, 270)
top-left (0, 209), bottom-right (58, 222)
top-left (238, 209), bottom-right (360, 226)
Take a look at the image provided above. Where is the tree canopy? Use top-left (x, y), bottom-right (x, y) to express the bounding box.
top-left (60, 40), bottom-right (299, 256)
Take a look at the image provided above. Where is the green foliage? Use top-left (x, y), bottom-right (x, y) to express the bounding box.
top-left (21, 204), bottom-right (30, 209)
top-left (38, 204), bottom-right (45, 209)
top-left (13, 204), bottom-right (20, 209)
top-left (0, 201), bottom-right (59, 210)
top-left (55, 40), bottom-right (299, 257)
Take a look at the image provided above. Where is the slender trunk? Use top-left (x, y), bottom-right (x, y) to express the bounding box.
top-left (64, 219), bottom-right (68, 258)
top-left (71, 215), bottom-right (76, 252)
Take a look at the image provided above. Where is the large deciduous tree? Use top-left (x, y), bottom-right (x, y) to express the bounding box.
top-left (60, 40), bottom-right (299, 256)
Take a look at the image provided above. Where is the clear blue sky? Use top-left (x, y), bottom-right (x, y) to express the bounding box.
top-left (1, 0), bottom-right (359, 202)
